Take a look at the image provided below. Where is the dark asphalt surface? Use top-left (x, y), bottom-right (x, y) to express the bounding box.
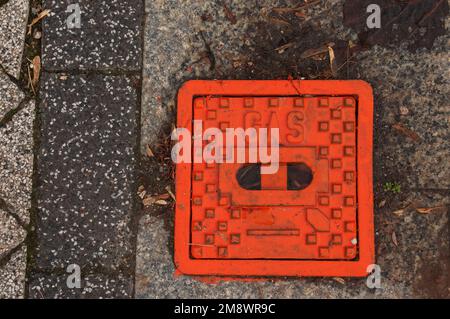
top-left (28, 0), bottom-right (143, 298)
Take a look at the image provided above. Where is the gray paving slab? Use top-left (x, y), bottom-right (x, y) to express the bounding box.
top-left (135, 190), bottom-right (448, 298)
top-left (141, 0), bottom-right (209, 152)
top-left (0, 71), bottom-right (25, 120)
top-left (374, 191), bottom-right (449, 299)
top-left (0, 99), bottom-right (34, 299)
top-left (28, 272), bottom-right (133, 298)
top-left (358, 42), bottom-right (450, 190)
top-left (0, 245), bottom-right (27, 299)
top-left (0, 0), bottom-right (29, 77)
top-left (34, 73), bottom-right (138, 272)
top-left (0, 208), bottom-right (26, 257)
top-left (140, 0), bottom-right (356, 152)
top-left (0, 0), bottom-right (32, 297)
top-left (0, 100), bottom-right (35, 224)
top-left (137, 0), bottom-right (450, 298)
top-left (42, 0), bottom-right (143, 71)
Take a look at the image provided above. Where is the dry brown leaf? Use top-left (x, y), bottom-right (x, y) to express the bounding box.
top-left (157, 193), bottom-right (170, 200)
top-left (137, 185), bottom-right (146, 199)
top-left (312, 54), bottom-right (328, 61)
top-left (146, 145), bottom-right (154, 158)
top-left (378, 199), bottom-right (387, 208)
top-left (392, 209), bottom-right (404, 217)
top-left (328, 45), bottom-right (337, 76)
top-left (142, 196), bottom-right (156, 206)
top-left (392, 231), bottom-right (398, 247)
top-left (295, 11), bottom-right (306, 19)
top-left (399, 106), bottom-right (409, 115)
top-left (138, 190), bottom-right (146, 199)
top-left (268, 17), bottom-right (291, 27)
top-left (333, 277), bottom-right (345, 284)
top-left (32, 56), bottom-right (41, 87)
top-left (28, 9), bottom-right (51, 35)
top-left (392, 123), bottom-right (421, 142)
top-left (416, 206), bottom-right (444, 214)
top-left (165, 185), bottom-right (176, 201)
top-left (155, 199), bottom-right (168, 206)
top-left (275, 42), bottom-right (294, 53)
top-left (300, 42), bottom-right (335, 59)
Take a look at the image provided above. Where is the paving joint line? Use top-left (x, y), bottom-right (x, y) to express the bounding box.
top-left (125, 0), bottom-right (148, 298)
top-left (0, 0), bottom-right (9, 9)
top-left (41, 69), bottom-right (142, 76)
top-left (22, 0), bottom-right (49, 299)
top-left (24, 78), bottom-right (42, 299)
top-left (28, 264), bottom-right (137, 277)
top-left (0, 63), bottom-right (28, 92)
top-left (0, 242), bottom-right (25, 268)
top-left (0, 96), bottom-right (32, 128)
top-left (0, 197), bottom-right (29, 229)
top-left (0, 0), bottom-right (39, 299)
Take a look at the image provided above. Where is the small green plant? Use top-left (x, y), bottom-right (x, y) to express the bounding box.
top-left (383, 182), bottom-right (401, 194)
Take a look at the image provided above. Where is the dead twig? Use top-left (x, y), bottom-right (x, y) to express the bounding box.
top-left (275, 42), bottom-right (294, 53)
top-left (288, 76), bottom-right (302, 96)
top-left (268, 17), bottom-right (291, 27)
top-left (146, 145), bottom-right (154, 158)
top-left (300, 42), bottom-right (335, 59)
top-left (28, 9), bottom-right (51, 35)
top-left (392, 231), bottom-right (398, 247)
top-left (27, 64), bottom-right (36, 95)
top-left (392, 123), bottom-right (421, 142)
top-left (416, 206), bottom-right (445, 214)
top-left (272, 0), bottom-right (321, 13)
top-left (328, 45), bottom-right (337, 77)
top-left (165, 185), bottom-right (176, 201)
top-left (333, 277), bottom-right (345, 284)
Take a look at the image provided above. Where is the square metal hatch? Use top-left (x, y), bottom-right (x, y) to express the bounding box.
top-left (174, 80), bottom-right (374, 277)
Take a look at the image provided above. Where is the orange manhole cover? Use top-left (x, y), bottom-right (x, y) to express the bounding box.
top-left (174, 80), bottom-right (374, 277)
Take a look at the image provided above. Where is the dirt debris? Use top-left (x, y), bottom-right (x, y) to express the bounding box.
top-left (343, 0), bottom-right (449, 50)
top-left (223, 3), bottom-right (237, 24)
top-left (27, 9), bottom-right (50, 35)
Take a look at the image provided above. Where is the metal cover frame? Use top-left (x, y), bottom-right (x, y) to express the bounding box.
top-left (174, 80), bottom-right (374, 277)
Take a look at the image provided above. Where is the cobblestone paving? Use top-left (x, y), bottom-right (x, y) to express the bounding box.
top-left (0, 0), bottom-right (29, 78)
